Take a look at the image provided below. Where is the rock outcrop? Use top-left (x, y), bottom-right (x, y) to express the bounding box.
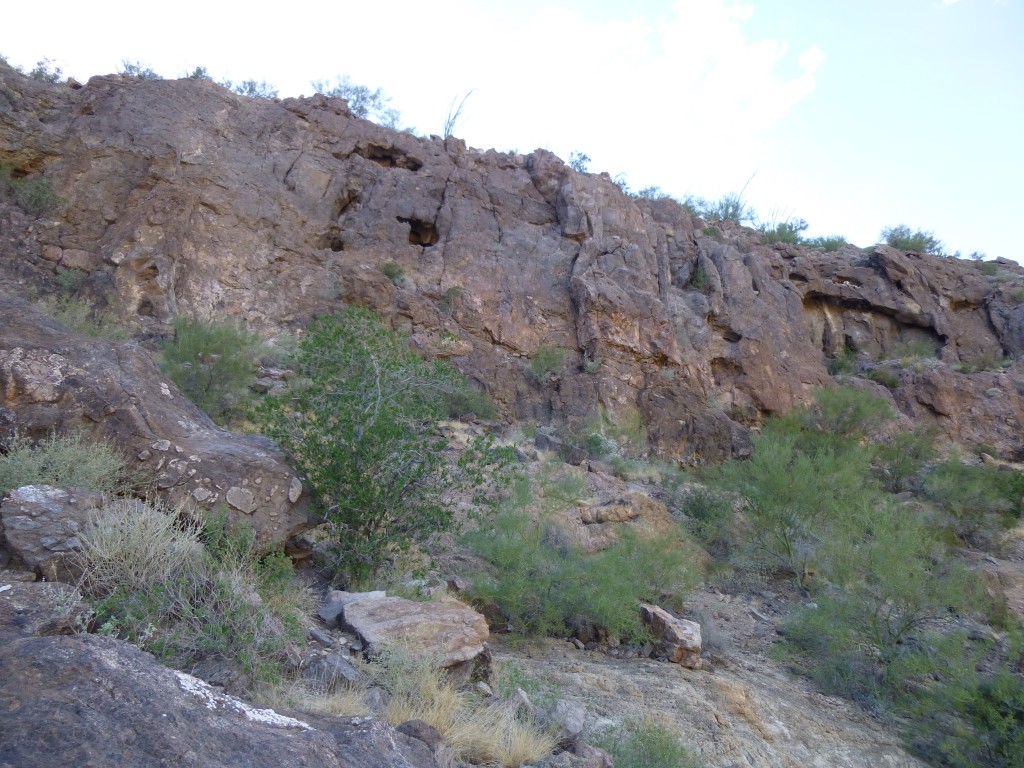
top-left (0, 297), bottom-right (310, 547)
top-left (4, 64), bottom-right (1024, 459)
top-left (0, 579), bottom-right (454, 768)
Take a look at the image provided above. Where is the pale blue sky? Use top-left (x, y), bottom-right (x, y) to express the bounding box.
top-left (3, 0), bottom-right (1021, 261)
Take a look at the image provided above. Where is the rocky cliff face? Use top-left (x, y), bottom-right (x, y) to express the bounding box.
top-left (3, 63), bottom-right (1023, 460)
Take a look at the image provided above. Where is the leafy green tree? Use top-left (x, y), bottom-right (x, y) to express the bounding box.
top-left (260, 307), bottom-right (500, 585)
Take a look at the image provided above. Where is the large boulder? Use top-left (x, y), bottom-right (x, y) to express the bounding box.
top-left (0, 297), bottom-right (310, 548)
top-left (339, 593), bottom-right (490, 671)
top-left (0, 579), bottom-right (449, 768)
top-left (640, 603), bottom-right (702, 669)
top-left (0, 485), bottom-right (102, 581)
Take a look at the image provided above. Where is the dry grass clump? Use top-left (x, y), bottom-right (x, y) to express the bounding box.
top-left (256, 676), bottom-right (370, 717)
top-left (369, 647), bottom-right (557, 767)
top-left (75, 497), bottom-right (204, 596)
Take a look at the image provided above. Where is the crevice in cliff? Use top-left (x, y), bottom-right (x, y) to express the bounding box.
top-left (397, 216), bottom-right (438, 247)
top-left (355, 142), bottom-right (423, 171)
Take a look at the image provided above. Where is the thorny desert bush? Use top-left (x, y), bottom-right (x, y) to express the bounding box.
top-left (260, 306), bottom-right (511, 586)
top-left (530, 344), bottom-right (569, 379)
top-left (0, 164), bottom-right (65, 217)
top-left (882, 224), bottom-right (944, 255)
top-left (158, 317), bottom-right (266, 425)
top-left (0, 431), bottom-right (131, 498)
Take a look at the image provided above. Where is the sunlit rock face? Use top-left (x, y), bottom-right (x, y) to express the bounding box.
top-left (2, 64), bottom-right (1023, 460)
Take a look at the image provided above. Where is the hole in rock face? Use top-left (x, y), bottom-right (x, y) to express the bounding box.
top-left (356, 142), bottom-right (423, 171)
top-left (397, 216), bottom-right (438, 247)
top-left (316, 227), bottom-right (345, 252)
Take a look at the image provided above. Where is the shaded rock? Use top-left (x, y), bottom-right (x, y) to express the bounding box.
top-left (0, 297), bottom-right (310, 549)
top-left (0, 579), bottom-right (89, 639)
top-left (0, 628), bottom-right (449, 768)
top-left (319, 589), bottom-right (387, 626)
top-left (342, 595), bottom-right (489, 671)
top-left (0, 484), bottom-right (103, 581)
top-left (303, 653), bottom-right (363, 692)
top-left (640, 603), bottom-right (702, 669)
top-left (395, 720), bottom-right (455, 768)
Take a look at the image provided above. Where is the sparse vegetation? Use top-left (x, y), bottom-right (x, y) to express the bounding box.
top-left (368, 647), bottom-right (558, 767)
top-left (76, 506), bottom-right (310, 689)
top-left (0, 431), bottom-right (132, 499)
top-left (568, 151), bottom-right (591, 172)
top-left (158, 317), bottom-right (266, 425)
top-left (759, 217), bottom-right (808, 245)
top-left (381, 260), bottom-right (405, 284)
top-left (592, 718), bottom-right (705, 768)
top-left (118, 59), bottom-right (161, 80)
top-left (882, 225), bottom-right (944, 255)
top-left (464, 475), bottom-right (699, 641)
top-left (0, 164), bottom-right (65, 217)
top-left (530, 343), bottom-right (569, 379)
top-left (805, 235), bottom-right (849, 252)
top-left (311, 75), bottom-right (402, 128)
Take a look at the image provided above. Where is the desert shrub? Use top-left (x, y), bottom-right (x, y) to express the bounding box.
top-left (0, 165), bottom-right (64, 217)
top-left (0, 431), bottom-right (130, 498)
top-left (367, 647), bottom-right (557, 767)
top-left (311, 75), bottom-right (402, 128)
top-left (889, 339), bottom-right (937, 362)
top-left (118, 59), bottom-right (161, 80)
top-left (759, 217), bottom-right (808, 245)
top-left (910, 668), bottom-right (1024, 768)
top-left (690, 192), bottom-right (756, 224)
top-left (158, 317), bottom-right (265, 425)
top-left (27, 58), bottom-right (62, 83)
top-left (37, 295), bottom-right (131, 339)
top-left (798, 385), bottom-right (895, 440)
top-left (530, 344), bottom-right (569, 379)
top-left (79, 508), bottom-right (310, 688)
top-left (867, 365), bottom-right (901, 389)
top-left (592, 718), bottom-right (705, 768)
top-left (690, 265), bottom-right (712, 293)
top-left (381, 260), bottom-right (405, 283)
top-left (464, 478), bottom-right (698, 641)
top-left (827, 345), bottom-right (859, 375)
top-left (923, 461), bottom-right (1024, 547)
top-left (443, 383), bottom-right (497, 421)
top-left (806, 235), bottom-right (849, 252)
top-left (567, 151), bottom-right (590, 172)
top-left (958, 351), bottom-right (1010, 373)
top-left (882, 225), bottom-right (944, 255)
top-left (673, 485), bottom-right (736, 556)
top-left (873, 427), bottom-right (938, 492)
top-left (713, 427), bottom-right (878, 584)
top-left (260, 306), bottom-right (506, 586)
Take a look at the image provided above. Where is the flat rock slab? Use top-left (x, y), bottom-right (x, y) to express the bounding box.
top-left (342, 595), bottom-right (488, 668)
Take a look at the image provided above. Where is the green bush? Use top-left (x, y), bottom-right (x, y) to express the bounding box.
top-left (673, 485), bottom-right (735, 556)
top-left (464, 478), bottom-right (698, 641)
top-left (37, 295), bottom-right (131, 339)
top-left (311, 75), bottom-right (402, 128)
top-left (0, 165), bottom-right (65, 217)
top-left (530, 344), bottom-right (569, 379)
top-left (805, 235), bottom-right (849, 252)
top-left (381, 260), bottom-right (405, 283)
top-left (889, 339), bottom-right (937, 363)
top-left (873, 427), bottom-right (937, 492)
top-left (867, 365), bottom-right (901, 389)
top-left (79, 508), bottom-right (310, 689)
top-left (158, 317), bottom-right (265, 425)
top-left (260, 306), bottom-right (505, 586)
top-left (0, 431), bottom-right (131, 498)
top-left (911, 669), bottom-right (1024, 768)
top-left (592, 719), bottom-right (705, 768)
top-left (923, 461), bottom-right (1024, 547)
top-left (759, 218), bottom-right (808, 245)
top-left (881, 225), bottom-right (944, 255)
